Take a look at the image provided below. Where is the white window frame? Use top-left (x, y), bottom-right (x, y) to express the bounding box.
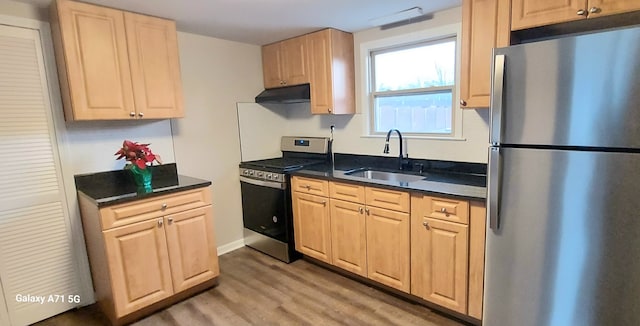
top-left (359, 23), bottom-right (464, 140)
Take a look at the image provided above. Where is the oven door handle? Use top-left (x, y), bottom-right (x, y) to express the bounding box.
top-left (240, 176), bottom-right (286, 190)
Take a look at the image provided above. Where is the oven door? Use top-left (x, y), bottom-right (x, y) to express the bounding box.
top-left (239, 176), bottom-right (291, 243)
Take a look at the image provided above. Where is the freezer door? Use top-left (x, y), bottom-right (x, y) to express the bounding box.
top-left (491, 26), bottom-right (640, 149)
top-left (484, 147), bottom-right (640, 326)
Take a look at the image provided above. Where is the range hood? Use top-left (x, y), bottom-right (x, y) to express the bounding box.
top-left (255, 84), bottom-right (310, 104)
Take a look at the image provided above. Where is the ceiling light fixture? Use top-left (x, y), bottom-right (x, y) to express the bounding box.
top-left (369, 7), bottom-right (424, 27)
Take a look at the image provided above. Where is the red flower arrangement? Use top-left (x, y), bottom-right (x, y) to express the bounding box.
top-left (114, 140), bottom-right (162, 169)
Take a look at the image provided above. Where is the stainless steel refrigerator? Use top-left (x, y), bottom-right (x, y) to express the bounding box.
top-left (485, 25), bottom-right (640, 326)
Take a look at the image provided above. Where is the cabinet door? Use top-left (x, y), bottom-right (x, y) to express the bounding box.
top-left (307, 30), bottom-right (333, 114)
top-left (511, 0), bottom-right (587, 30)
top-left (280, 36), bottom-right (309, 86)
top-left (125, 13), bottom-right (184, 119)
top-left (366, 207), bottom-right (410, 292)
top-left (460, 0), bottom-right (511, 109)
top-left (262, 42), bottom-right (283, 88)
top-left (54, 0), bottom-right (135, 120)
top-left (165, 206), bottom-right (219, 292)
top-left (412, 217), bottom-right (468, 314)
top-left (292, 192), bottom-right (332, 263)
top-left (330, 199), bottom-right (367, 276)
top-left (104, 218), bottom-right (173, 317)
top-left (589, 0), bottom-right (640, 18)
top-left (307, 29), bottom-right (355, 115)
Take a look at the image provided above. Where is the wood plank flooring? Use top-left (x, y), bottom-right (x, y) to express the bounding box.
top-left (34, 247), bottom-right (467, 326)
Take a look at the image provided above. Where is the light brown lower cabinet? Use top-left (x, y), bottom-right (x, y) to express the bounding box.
top-left (292, 191), bottom-right (332, 263)
top-left (78, 187), bottom-right (219, 325)
top-left (411, 193), bottom-right (487, 318)
top-left (291, 176), bottom-right (487, 320)
top-left (412, 217), bottom-right (469, 313)
top-left (366, 206), bottom-right (410, 292)
top-left (329, 199), bottom-right (367, 276)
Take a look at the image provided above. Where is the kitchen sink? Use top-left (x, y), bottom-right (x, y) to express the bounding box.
top-left (344, 168), bottom-right (426, 183)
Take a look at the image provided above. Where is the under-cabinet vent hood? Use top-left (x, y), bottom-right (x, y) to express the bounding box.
top-left (255, 84), bottom-right (310, 104)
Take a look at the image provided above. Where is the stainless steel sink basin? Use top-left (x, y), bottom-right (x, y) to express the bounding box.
top-left (344, 169), bottom-right (426, 183)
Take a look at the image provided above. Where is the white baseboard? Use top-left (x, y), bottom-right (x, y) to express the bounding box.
top-left (217, 239), bottom-right (245, 256)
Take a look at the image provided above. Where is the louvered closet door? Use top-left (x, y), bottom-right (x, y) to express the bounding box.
top-left (0, 25), bottom-right (80, 326)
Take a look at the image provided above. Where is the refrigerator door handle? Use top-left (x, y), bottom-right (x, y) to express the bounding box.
top-left (488, 146), bottom-right (501, 230)
top-left (490, 54), bottom-right (506, 145)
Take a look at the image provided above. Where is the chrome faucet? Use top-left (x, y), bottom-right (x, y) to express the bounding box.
top-left (383, 129), bottom-right (410, 170)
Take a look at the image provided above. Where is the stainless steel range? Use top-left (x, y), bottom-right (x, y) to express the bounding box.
top-left (239, 136), bottom-right (329, 262)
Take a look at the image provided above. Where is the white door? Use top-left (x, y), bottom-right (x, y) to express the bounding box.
top-left (0, 24), bottom-right (81, 326)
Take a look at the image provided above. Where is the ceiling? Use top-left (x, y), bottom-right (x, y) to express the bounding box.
top-left (15, 0), bottom-right (461, 45)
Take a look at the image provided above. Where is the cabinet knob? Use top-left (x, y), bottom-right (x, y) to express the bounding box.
top-left (161, 203), bottom-right (167, 210)
top-left (577, 9), bottom-right (587, 16)
top-left (167, 217), bottom-right (174, 224)
top-left (129, 111), bottom-right (136, 117)
top-left (589, 7), bottom-right (600, 14)
top-left (423, 221), bottom-right (430, 229)
top-left (327, 108), bottom-right (332, 113)
top-left (359, 207), bottom-right (364, 214)
top-left (305, 185), bottom-right (311, 190)
top-left (138, 112), bottom-right (144, 118)
top-left (460, 99), bottom-right (467, 107)
top-left (321, 200), bottom-right (326, 206)
top-left (440, 207), bottom-right (447, 213)
top-left (365, 208), bottom-right (370, 215)
top-left (280, 81), bottom-right (284, 85)
top-left (157, 219), bottom-right (163, 227)
top-left (283, 80), bottom-right (287, 85)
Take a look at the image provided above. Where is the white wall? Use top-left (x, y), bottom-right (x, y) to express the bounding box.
top-left (171, 32), bottom-right (263, 251)
top-left (237, 102), bottom-right (287, 161)
top-left (252, 6), bottom-right (491, 164)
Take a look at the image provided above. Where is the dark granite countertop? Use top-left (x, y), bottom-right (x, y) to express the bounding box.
top-left (292, 154), bottom-right (487, 200)
top-left (75, 163), bottom-right (211, 207)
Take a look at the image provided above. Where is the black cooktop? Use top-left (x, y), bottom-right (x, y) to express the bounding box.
top-left (240, 157), bottom-right (326, 172)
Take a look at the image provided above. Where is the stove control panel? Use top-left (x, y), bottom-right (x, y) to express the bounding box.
top-left (239, 168), bottom-right (285, 183)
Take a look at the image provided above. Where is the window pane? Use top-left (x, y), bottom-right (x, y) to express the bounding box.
top-left (373, 40), bottom-right (455, 92)
top-left (374, 92), bottom-right (452, 134)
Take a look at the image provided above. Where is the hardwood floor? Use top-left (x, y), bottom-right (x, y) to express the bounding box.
top-left (34, 247), bottom-right (467, 326)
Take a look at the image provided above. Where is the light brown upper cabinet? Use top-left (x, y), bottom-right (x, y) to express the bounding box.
top-left (50, 0), bottom-right (184, 121)
top-left (262, 36), bottom-right (309, 88)
top-left (306, 29), bottom-right (355, 115)
top-left (260, 28), bottom-right (355, 115)
top-left (511, 0), bottom-right (640, 30)
top-left (460, 0), bottom-right (511, 109)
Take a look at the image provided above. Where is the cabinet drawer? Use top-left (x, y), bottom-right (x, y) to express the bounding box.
top-left (329, 181), bottom-right (365, 203)
top-left (292, 176), bottom-right (329, 196)
top-left (365, 187), bottom-right (410, 213)
top-left (100, 188), bottom-right (212, 230)
top-left (421, 195), bottom-right (469, 225)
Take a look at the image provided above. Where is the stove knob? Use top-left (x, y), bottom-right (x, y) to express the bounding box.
top-left (243, 170), bottom-right (249, 175)
top-left (266, 173), bottom-right (272, 180)
top-left (257, 171), bottom-right (264, 178)
top-left (249, 170), bottom-right (255, 176)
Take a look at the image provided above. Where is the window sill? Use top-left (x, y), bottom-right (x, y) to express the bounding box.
top-left (361, 134), bottom-right (467, 141)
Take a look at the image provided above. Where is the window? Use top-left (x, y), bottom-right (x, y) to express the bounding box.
top-left (370, 38), bottom-right (456, 135)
